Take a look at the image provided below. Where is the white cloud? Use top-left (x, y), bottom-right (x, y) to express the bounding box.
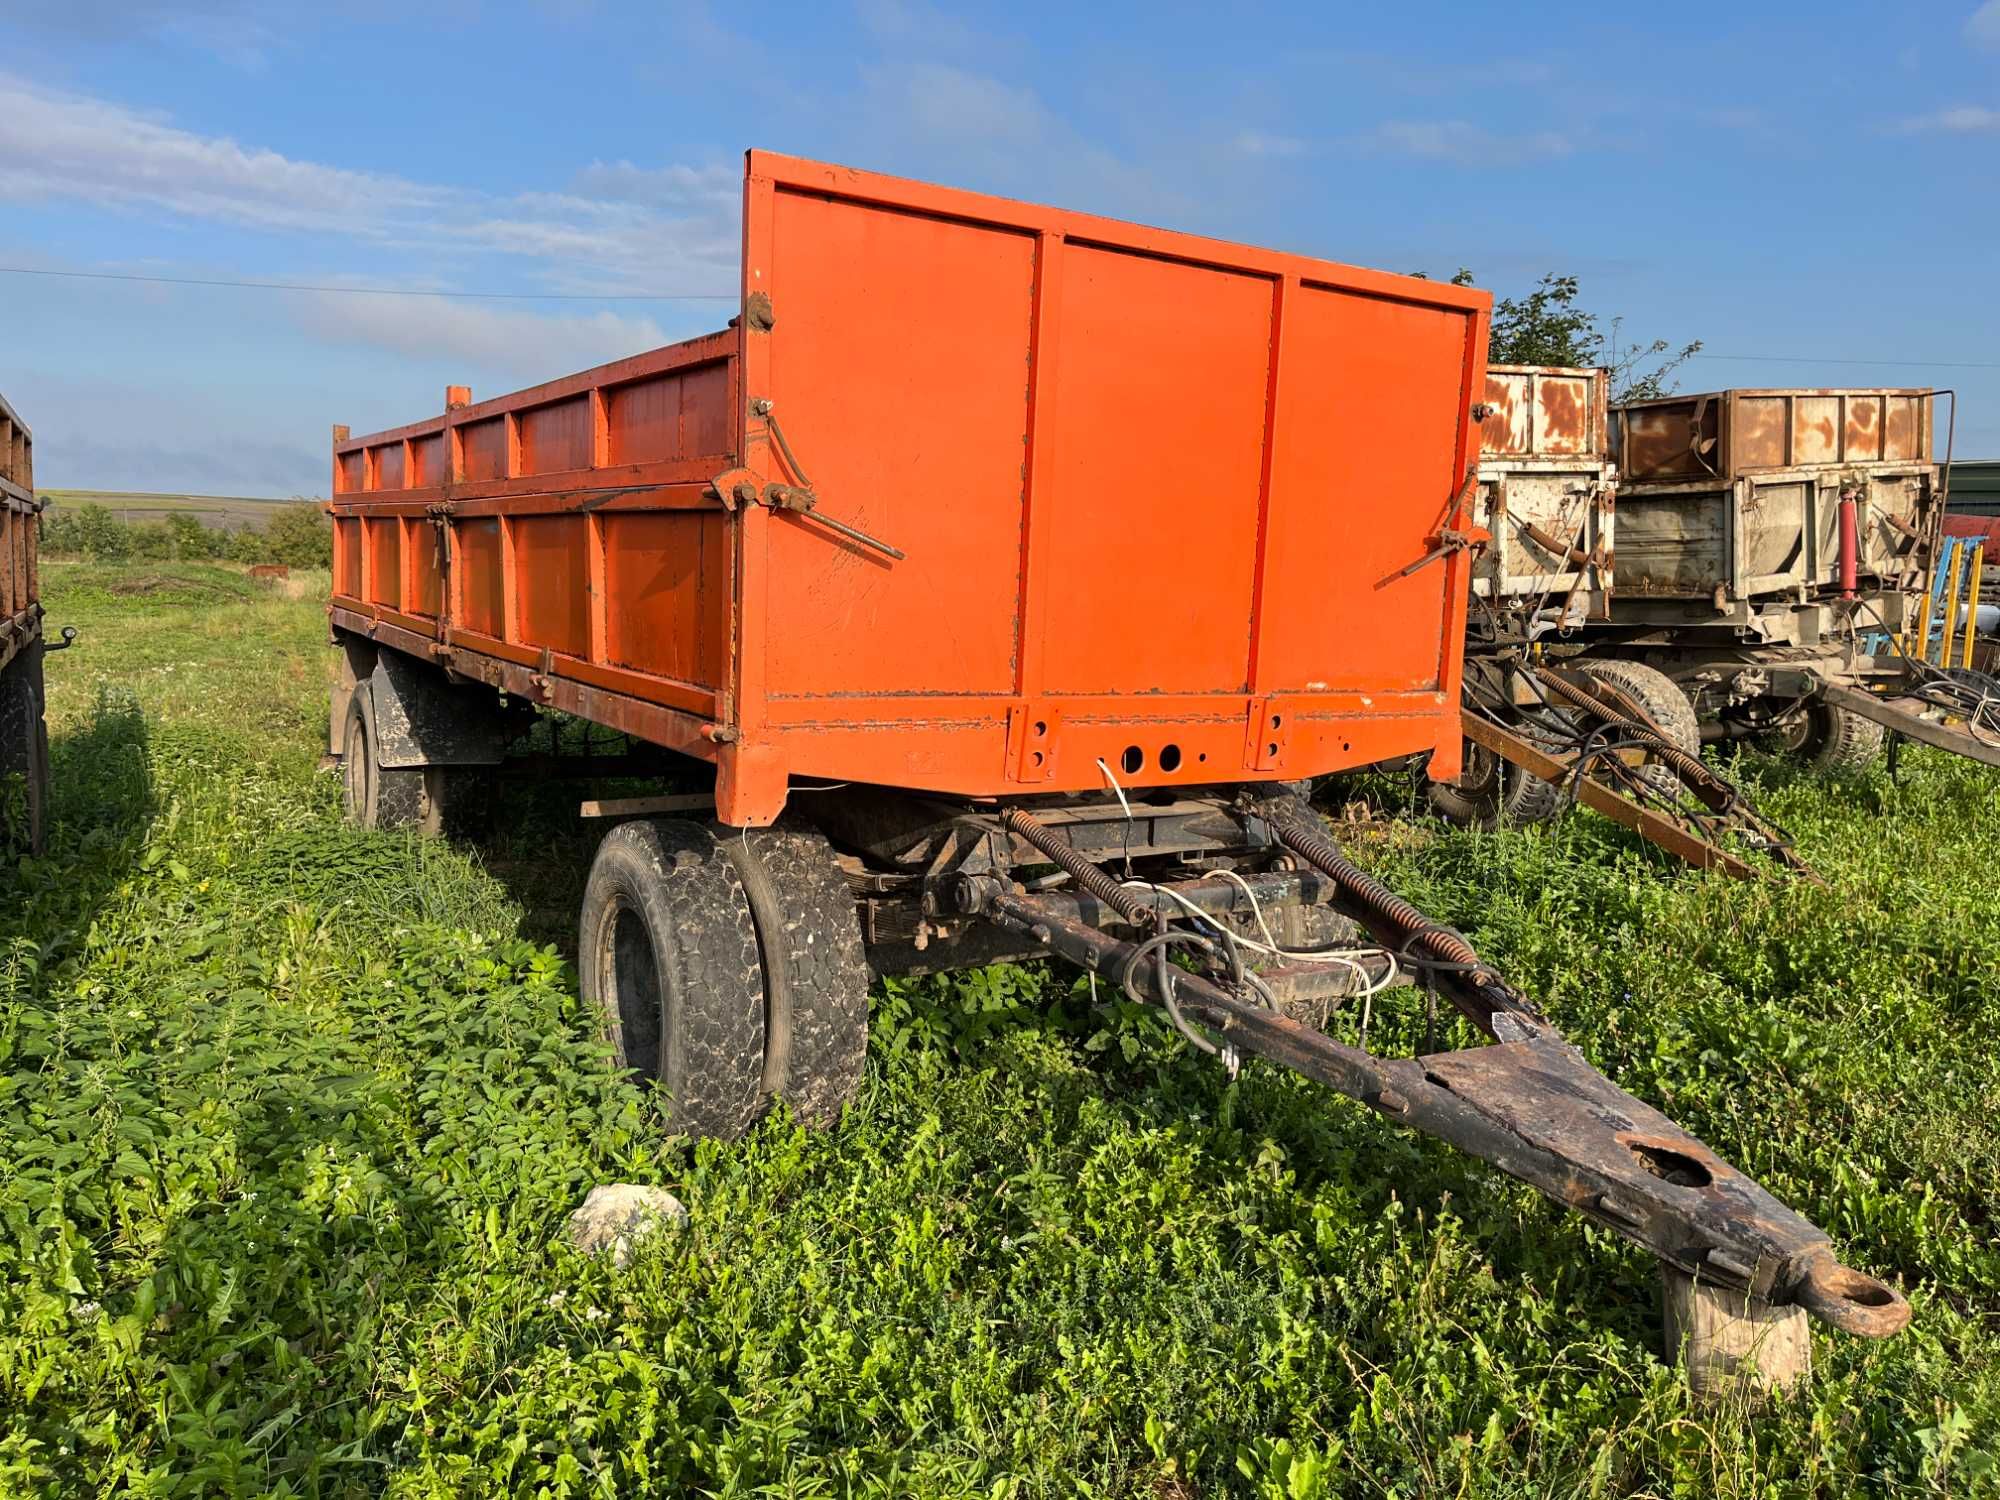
top-left (1895, 105), bottom-right (2000, 134)
top-left (853, 62), bottom-right (1196, 224)
top-left (1232, 130), bottom-right (1308, 159)
top-left (856, 0), bottom-right (989, 55)
top-left (1969, 1), bottom-right (2000, 48)
top-left (0, 71), bottom-right (741, 294)
top-left (1346, 121), bottom-right (1576, 166)
top-left (291, 294), bottom-right (677, 379)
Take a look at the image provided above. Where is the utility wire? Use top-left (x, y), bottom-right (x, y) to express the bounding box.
top-left (1690, 353), bottom-right (2000, 370)
top-left (0, 266), bottom-right (736, 301)
top-left (9, 266), bottom-right (2000, 368)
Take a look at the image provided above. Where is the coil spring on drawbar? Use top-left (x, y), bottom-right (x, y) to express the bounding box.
top-left (1001, 808), bottom-right (1159, 928)
top-left (1263, 807), bottom-right (1485, 974)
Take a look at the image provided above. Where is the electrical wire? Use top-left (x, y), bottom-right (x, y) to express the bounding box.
top-left (0, 266), bottom-right (735, 301)
top-left (1118, 876), bottom-right (1401, 1001)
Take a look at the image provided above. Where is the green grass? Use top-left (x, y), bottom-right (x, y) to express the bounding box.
top-left (2, 560), bottom-right (1997, 1496)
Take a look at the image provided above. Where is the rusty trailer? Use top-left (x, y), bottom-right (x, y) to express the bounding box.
top-left (326, 152), bottom-right (1908, 1351)
top-left (0, 390), bottom-right (50, 853)
top-left (1582, 388), bottom-right (1960, 770)
top-left (1469, 364), bottom-right (1614, 629)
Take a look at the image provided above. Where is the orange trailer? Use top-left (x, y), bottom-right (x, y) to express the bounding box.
top-left (325, 153), bottom-right (1906, 1349)
top-left (330, 150), bottom-right (1488, 829)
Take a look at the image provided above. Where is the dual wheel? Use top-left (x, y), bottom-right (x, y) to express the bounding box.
top-left (339, 683), bottom-right (869, 1139)
top-left (579, 816), bottom-right (871, 1139)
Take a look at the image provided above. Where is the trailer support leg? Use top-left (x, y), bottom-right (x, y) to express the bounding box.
top-left (1663, 1265), bottom-right (1812, 1396)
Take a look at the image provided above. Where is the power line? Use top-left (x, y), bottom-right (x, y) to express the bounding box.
top-left (1690, 352), bottom-right (2000, 370)
top-left (9, 265), bottom-right (1999, 368)
top-left (0, 266), bottom-right (736, 301)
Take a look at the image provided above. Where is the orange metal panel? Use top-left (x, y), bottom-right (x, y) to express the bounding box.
top-left (365, 518), bottom-right (402, 609)
top-left (335, 518), bottom-right (362, 597)
top-left (1037, 243), bottom-right (1270, 695)
top-left (520, 397), bottom-right (592, 476)
top-left (461, 417), bottom-right (508, 482)
top-left (603, 512), bottom-right (728, 688)
top-left (409, 432), bottom-right (446, 488)
top-left (1258, 288), bottom-right (1471, 692)
top-left (1884, 395), bottom-right (1922, 460)
top-left (605, 361), bottom-right (734, 466)
top-left (760, 187), bottom-right (1036, 697)
top-left (1844, 394), bottom-right (1884, 462)
top-left (456, 518), bottom-right (506, 638)
top-left (512, 516), bottom-right (590, 657)
top-left (408, 521), bottom-right (444, 617)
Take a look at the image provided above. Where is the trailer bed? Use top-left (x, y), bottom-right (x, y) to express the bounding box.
top-left (330, 151), bottom-right (1492, 825)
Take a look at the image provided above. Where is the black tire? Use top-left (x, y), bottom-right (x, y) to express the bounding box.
top-left (1578, 660), bottom-right (1700, 798)
top-left (1425, 739), bottom-right (1563, 830)
top-left (722, 820), bottom-right (871, 1127)
top-left (1761, 701), bottom-right (1885, 770)
top-left (0, 643), bottom-right (50, 855)
top-left (420, 765), bottom-right (493, 840)
top-left (339, 685), bottom-right (427, 830)
top-left (579, 818), bottom-right (768, 1140)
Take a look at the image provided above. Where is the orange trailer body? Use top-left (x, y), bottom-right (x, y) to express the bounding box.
top-left (329, 151), bottom-right (1491, 826)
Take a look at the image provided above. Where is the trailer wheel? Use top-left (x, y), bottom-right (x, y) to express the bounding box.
top-left (723, 821), bottom-right (872, 1127)
top-left (339, 688), bottom-right (428, 831)
top-left (0, 643), bottom-right (51, 854)
top-left (1426, 740), bottom-right (1563, 829)
top-left (1761, 701), bottom-right (1886, 770)
top-left (1579, 660), bottom-right (1700, 799)
top-left (579, 818), bottom-right (767, 1140)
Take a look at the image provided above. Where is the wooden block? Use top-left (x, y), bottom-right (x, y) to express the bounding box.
top-left (1662, 1266), bottom-right (1812, 1396)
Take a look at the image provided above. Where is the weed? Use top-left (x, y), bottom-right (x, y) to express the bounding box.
top-left (0, 562), bottom-right (1994, 1496)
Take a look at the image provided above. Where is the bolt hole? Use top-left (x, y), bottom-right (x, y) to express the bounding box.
top-left (1270, 714), bottom-right (1283, 729)
top-left (1627, 1140), bottom-right (1712, 1189)
top-left (1120, 745), bottom-right (1144, 775)
top-left (1033, 720), bottom-right (1048, 737)
top-left (1030, 750), bottom-right (1044, 767)
top-left (1159, 744), bottom-right (1182, 772)
top-left (1197, 752), bottom-right (1208, 763)
top-left (1266, 742), bottom-right (1279, 757)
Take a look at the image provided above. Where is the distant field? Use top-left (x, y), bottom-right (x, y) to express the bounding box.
top-left (36, 489), bottom-right (319, 532)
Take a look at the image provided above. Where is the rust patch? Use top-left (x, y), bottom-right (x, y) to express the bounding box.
top-left (1734, 397), bottom-right (1788, 469)
top-left (1844, 395), bottom-right (1881, 461)
top-left (1884, 397), bottom-right (1917, 460)
top-left (1539, 377), bottom-right (1587, 454)
top-left (1622, 408), bottom-right (1694, 478)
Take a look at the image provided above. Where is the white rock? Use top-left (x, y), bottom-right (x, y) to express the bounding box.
top-left (566, 1184), bottom-right (688, 1268)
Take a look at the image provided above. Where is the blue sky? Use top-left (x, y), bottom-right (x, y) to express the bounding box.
top-left (3, 0), bottom-right (1997, 496)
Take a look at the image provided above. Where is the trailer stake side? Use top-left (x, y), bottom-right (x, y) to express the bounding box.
top-left (326, 151), bottom-right (1911, 1355)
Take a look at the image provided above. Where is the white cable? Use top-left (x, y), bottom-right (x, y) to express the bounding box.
top-left (1095, 757), bottom-right (1133, 820)
top-left (1120, 876), bottom-right (1400, 1000)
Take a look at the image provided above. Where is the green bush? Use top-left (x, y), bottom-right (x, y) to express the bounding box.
top-left (39, 504), bottom-right (329, 568)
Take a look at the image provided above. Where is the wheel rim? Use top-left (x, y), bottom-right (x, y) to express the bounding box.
top-left (342, 712), bottom-right (371, 821)
top-left (1769, 708), bottom-right (1816, 755)
top-left (606, 899), bottom-right (665, 1086)
top-left (1455, 743), bottom-right (1504, 797)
